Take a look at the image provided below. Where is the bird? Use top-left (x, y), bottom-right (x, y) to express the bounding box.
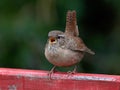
top-left (45, 10), bottom-right (95, 78)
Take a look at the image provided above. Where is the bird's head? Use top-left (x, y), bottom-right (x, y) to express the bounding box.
top-left (48, 30), bottom-right (65, 45)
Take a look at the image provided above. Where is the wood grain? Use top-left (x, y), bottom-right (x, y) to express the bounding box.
top-left (0, 68), bottom-right (120, 90)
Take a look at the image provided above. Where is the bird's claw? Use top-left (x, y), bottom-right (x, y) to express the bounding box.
top-left (47, 66), bottom-right (56, 80)
top-left (67, 65), bottom-right (77, 77)
top-left (67, 70), bottom-right (76, 77)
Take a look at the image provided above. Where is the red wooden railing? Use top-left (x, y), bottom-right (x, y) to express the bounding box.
top-left (0, 68), bottom-right (120, 90)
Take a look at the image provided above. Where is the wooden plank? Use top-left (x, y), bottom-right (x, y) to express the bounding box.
top-left (0, 68), bottom-right (120, 90)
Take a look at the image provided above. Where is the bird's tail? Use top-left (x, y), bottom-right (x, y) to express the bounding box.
top-left (86, 48), bottom-right (95, 55)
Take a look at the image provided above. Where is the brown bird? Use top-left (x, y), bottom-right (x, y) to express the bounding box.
top-left (45, 10), bottom-right (95, 78)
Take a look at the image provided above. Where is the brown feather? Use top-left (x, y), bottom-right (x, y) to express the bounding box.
top-left (65, 35), bottom-right (95, 55)
top-left (65, 10), bottom-right (79, 36)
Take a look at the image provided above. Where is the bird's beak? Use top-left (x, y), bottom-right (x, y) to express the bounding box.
top-left (49, 37), bottom-right (57, 44)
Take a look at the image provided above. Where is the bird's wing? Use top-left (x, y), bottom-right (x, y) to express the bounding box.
top-left (65, 36), bottom-right (95, 55)
top-left (65, 10), bottom-right (79, 36)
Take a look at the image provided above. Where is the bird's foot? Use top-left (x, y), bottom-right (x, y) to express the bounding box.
top-left (48, 66), bottom-right (56, 80)
top-left (67, 65), bottom-right (77, 77)
top-left (67, 70), bottom-right (76, 76)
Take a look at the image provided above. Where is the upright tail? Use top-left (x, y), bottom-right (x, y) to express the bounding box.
top-left (65, 10), bottom-right (79, 36)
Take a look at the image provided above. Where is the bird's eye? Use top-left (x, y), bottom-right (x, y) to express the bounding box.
top-left (57, 36), bottom-right (61, 39)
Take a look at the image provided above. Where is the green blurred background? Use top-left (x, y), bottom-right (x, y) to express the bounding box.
top-left (0, 0), bottom-right (120, 75)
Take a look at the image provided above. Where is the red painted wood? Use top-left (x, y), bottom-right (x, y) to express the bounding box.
top-left (0, 68), bottom-right (120, 90)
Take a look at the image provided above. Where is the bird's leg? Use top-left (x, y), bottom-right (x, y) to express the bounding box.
top-left (48, 66), bottom-right (56, 79)
top-left (72, 65), bottom-right (77, 73)
top-left (67, 65), bottom-right (77, 76)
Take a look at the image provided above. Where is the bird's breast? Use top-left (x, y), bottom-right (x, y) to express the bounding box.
top-left (45, 45), bottom-right (84, 67)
